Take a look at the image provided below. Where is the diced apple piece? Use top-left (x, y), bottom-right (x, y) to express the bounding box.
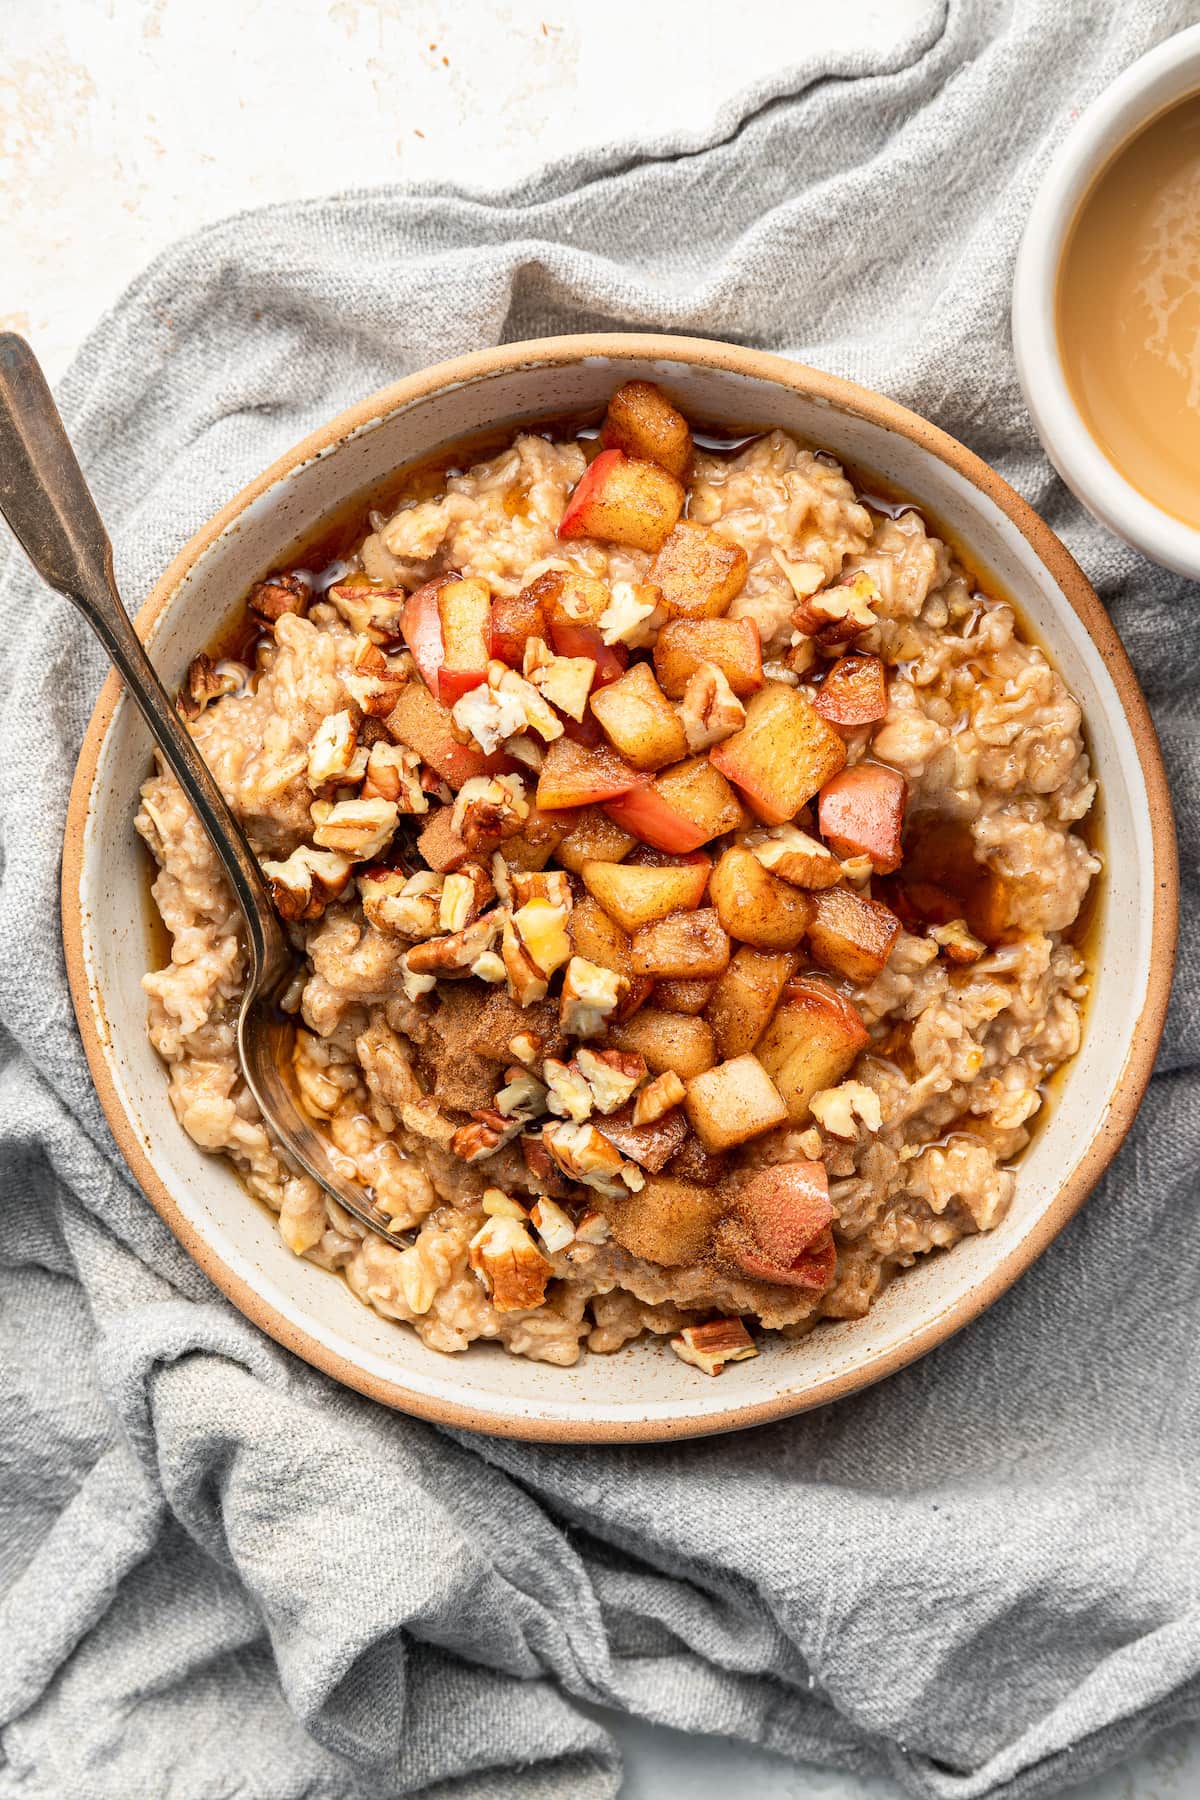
top-left (755, 975), bottom-right (869, 1123)
top-left (556, 806), bottom-right (635, 873)
top-left (714, 1218), bottom-right (836, 1290)
top-left (436, 576), bottom-right (492, 705)
top-left (650, 523), bottom-right (748, 619)
top-left (558, 448), bottom-right (685, 554)
top-left (600, 380), bottom-right (692, 479)
top-left (705, 946), bottom-right (798, 1060)
top-left (490, 574), bottom-right (555, 668)
top-left (581, 858), bottom-right (710, 934)
top-left (587, 661), bottom-right (687, 772)
top-left (499, 805), bottom-right (574, 872)
top-left (535, 737), bottom-right (641, 810)
top-left (653, 977), bottom-right (715, 1015)
top-left (400, 575), bottom-right (450, 694)
top-left (602, 781), bottom-right (709, 854)
top-left (639, 756), bottom-right (746, 847)
top-left (653, 617), bottom-right (764, 699)
top-left (813, 652), bottom-right (888, 727)
top-left (607, 1009), bottom-right (717, 1078)
top-left (807, 886), bottom-right (902, 983)
top-left (603, 1174), bottom-right (724, 1266)
top-left (708, 845), bottom-right (814, 951)
top-left (630, 907), bottom-right (730, 980)
top-left (710, 683), bottom-right (846, 824)
top-left (818, 763), bottom-right (907, 874)
top-left (385, 680), bottom-right (495, 791)
top-left (595, 1102), bottom-right (688, 1174)
top-left (569, 893), bottom-right (633, 976)
top-left (548, 616), bottom-right (627, 688)
top-left (543, 568), bottom-right (612, 631)
top-left (417, 808), bottom-right (479, 873)
top-left (734, 1161), bottom-right (834, 1265)
top-left (684, 1054), bottom-right (787, 1151)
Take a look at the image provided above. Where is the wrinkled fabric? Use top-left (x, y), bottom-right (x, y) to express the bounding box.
top-left (2, 1), bottom-right (1197, 1795)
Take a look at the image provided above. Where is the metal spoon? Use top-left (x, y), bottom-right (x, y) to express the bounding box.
top-left (0, 333), bottom-right (409, 1248)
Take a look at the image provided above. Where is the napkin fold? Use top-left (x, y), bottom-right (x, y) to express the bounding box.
top-left (2, 1), bottom-right (1196, 1794)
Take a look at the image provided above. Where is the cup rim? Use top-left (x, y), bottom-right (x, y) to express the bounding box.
top-left (1012, 23), bottom-right (1200, 578)
top-left (62, 332), bottom-right (1179, 1440)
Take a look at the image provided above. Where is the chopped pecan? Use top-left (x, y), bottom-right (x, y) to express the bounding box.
top-left (249, 572), bottom-right (308, 623)
top-left (468, 1213), bottom-right (552, 1311)
top-left (632, 1069), bottom-right (686, 1126)
top-left (573, 1210), bottom-right (610, 1245)
top-left (542, 1058), bottom-right (594, 1124)
top-left (677, 662), bottom-right (745, 753)
top-left (451, 773), bottom-right (530, 850)
top-left (669, 1318), bottom-right (758, 1376)
top-left (326, 573), bottom-right (407, 642)
top-left (439, 862), bottom-right (495, 932)
top-left (345, 636), bottom-right (407, 716)
top-left (359, 867), bottom-right (441, 939)
top-left (508, 1030), bottom-right (543, 1067)
top-left (929, 917), bottom-right (987, 965)
top-left (310, 796), bottom-right (399, 859)
top-left (576, 1047), bottom-right (645, 1115)
top-left (452, 1107), bottom-right (521, 1164)
top-left (179, 653), bottom-right (241, 720)
top-left (508, 869), bottom-right (572, 910)
top-left (405, 907), bottom-right (505, 976)
top-left (361, 741), bottom-right (428, 811)
top-left (307, 709), bottom-right (360, 786)
top-left (792, 570), bottom-right (880, 646)
top-left (530, 1195), bottom-right (576, 1254)
top-left (542, 1120), bottom-right (639, 1198)
top-left (260, 845), bottom-right (354, 921)
top-left (559, 956), bottom-right (626, 1038)
top-left (482, 1188), bottom-right (528, 1219)
top-left (523, 637), bottom-right (596, 722)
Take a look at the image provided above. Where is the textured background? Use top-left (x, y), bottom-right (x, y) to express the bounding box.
top-left (1, 2), bottom-right (1194, 1794)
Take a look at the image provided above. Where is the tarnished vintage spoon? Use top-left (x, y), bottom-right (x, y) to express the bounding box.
top-left (0, 333), bottom-right (409, 1247)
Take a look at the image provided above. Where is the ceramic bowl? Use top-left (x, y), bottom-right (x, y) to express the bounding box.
top-left (64, 334), bottom-right (1177, 1442)
top-left (1012, 22), bottom-right (1200, 579)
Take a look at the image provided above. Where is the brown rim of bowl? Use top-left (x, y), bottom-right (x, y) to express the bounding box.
top-left (62, 332), bottom-right (1179, 1443)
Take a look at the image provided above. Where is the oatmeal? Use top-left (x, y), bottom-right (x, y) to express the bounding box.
top-left (136, 379), bottom-right (1099, 1373)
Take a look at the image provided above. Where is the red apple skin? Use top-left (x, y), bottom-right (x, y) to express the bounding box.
top-left (557, 448), bottom-right (624, 540)
top-left (437, 665), bottom-right (488, 706)
top-left (562, 710), bottom-right (605, 749)
top-left (602, 784), bottom-right (710, 854)
top-left (720, 1222), bottom-right (837, 1290)
top-left (737, 1162), bottom-right (833, 1266)
top-left (400, 580), bottom-right (447, 694)
top-left (818, 763), bottom-right (907, 873)
top-left (549, 617), bottom-right (627, 688)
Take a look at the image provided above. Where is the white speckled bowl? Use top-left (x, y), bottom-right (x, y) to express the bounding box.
top-left (64, 335), bottom-right (1177, 1441)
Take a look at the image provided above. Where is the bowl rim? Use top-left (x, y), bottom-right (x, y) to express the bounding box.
top-left (1012, 22), bottom-right (1200, 579)
top-left (62, 331), bottom-right (1179, 1442)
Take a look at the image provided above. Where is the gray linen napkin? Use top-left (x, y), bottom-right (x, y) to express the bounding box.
top-left (3, 1), bottom-right (1197, 1794)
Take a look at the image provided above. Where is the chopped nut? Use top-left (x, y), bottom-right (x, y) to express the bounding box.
top-left (326, 573), bottom-right (407, 642)
top-left (452, 1107), bottom-right (521, 1163)
top-left (748, 824), bottom-right (841, 889)
top-left (784, 635), bottom-right (818, 677)
top-left (249, 572), bottom-right (308, 623)
top-left (468, 1214), bottom-right (552, 1311)
top-left (559, 956), bottom-right (627, 1037)
top-left (361, 742), bottom-right (428, 812)
top-left (179, 652), bottom-right (242, 719)
top-left (406, 907), bottom-right (504, 975)
top-left (669, 1318), bottom-right (758, 1376)
top-left (451, 773), bottom-right (530, 848)
top-left (771, 551), bottom-right (826, 601)
top-left (797, 1127), bottom-right (824, 1159)
top-left (792, 570), bottom-right (880, 645)
top-left (542, 1120), bottom-right (627, 1196)
top-left (452, 679), bottom-right (528, 755)
top-left (543, 1058), bottom-right (595, 1124)
top-left (438, 863), bottom-right (495, 933)
top-left (677, 662), bottom-right (746, 752)
top-left (598, 578), bottom-right (665, 648)
top-left (307, 709), bottom-right (360, 786)
top-left (504, 734), bottom-right (544, 772)
top-left (310, 796), bottom-right (399, 859)
top-left (509, 869), bottom-right (573, 910)
top-left (399, 954), bottom-right (437, 1001)
top-left (530, 1195), bottom-right (576, 1255)
top-left (471, 950), bottom-right (507, 983)
top-left (345, 636), bottom-right (407, 716)
top-left (495, 1068), bottom-right (548, 1120)
top-left (632, 1069), bottom-right (686, 1126)
top-left (930, 917), bottom-right (987, 965)
top-left (508, 1031), bottom-right (543, 1067)
top-left (573, 1210), bottom-right (610, 1245)
top-left (510, 898), bottom-right (572, 980)
top-left (523, 637), bottom-right (596, 721)
top-left (260, 845), bottom-right (354, 921)
top-left (809, 1079), bottom-right (883, 1139)
top-left (482, 1187), bottom-right (527, 1219)
top-left (359, 867), bottom-right (442, 939)
top-left (576, 1047), bottom-right (645, 1115)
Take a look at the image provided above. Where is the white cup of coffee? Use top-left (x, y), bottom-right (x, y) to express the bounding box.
top-left (1013, 24), bottom-right (1200, 580)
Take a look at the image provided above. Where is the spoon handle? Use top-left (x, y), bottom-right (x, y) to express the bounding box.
top-left (0, 333), bottom-right (287, 983)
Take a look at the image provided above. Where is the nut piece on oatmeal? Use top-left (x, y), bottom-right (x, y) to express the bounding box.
top-left (249, 572), bottom-right (308, 623)
top-left (560, 956), bottom-right (628, 1037)
top-left (792, 569), bottom-right (880, 644)
top-left (260, 845), bottom-right (354, 921)
top-left (179, 653), bottom-right (241, 719)
top-left (307, 709), bottom-right (360, 786)
top-left (326, 573), bottom-right (407, 642)
top-left (310, 796), bottom-right (399, 859)
top-left (523, 638), bottom-right (596, 722)
top-left (576, 1046), bottom-right (644, 1114)
top-left (530, 1195), bottom-right (576, 1254)
top-left (809, 1080), bottom-right (883, 1139)
top-left (930, 917), bottom-right (987, 965)
top-left (361, 741), bottom-right (429, 812)
top-left (632, 1069), bottom-right (687, 1126)
top-left (543, 1057), bottom-right (595, 1123)
top-left (358, 867), bottom-right (441, 939)
top-left (468, 1214), bottom-right (552, 1311)
top-left (678, 662), bottom-right (746, 753)
top-left (452, 772), bottom-right (530, 848)
top-left (346, 637), bottom-right (407, 717)
top-left (747, 824), bottom-right (841, 890)
top-left (669, 1318), bottom-right (758, 1376)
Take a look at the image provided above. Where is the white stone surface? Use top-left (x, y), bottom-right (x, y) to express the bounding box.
top-left (1, 1), bottom-right (1194, 1793)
